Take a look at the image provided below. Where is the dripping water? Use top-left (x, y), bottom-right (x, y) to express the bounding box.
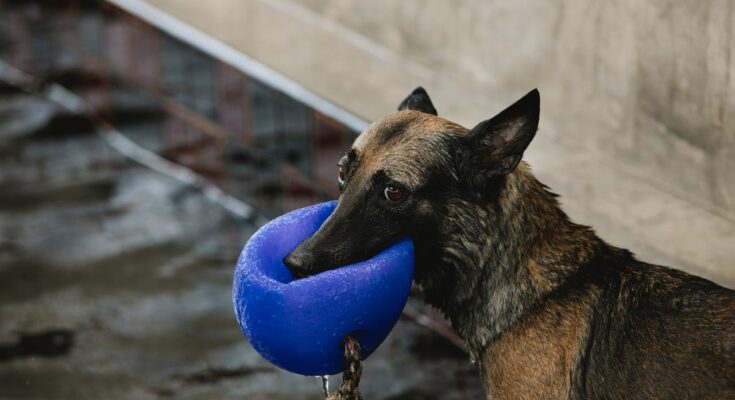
top-left (316, 375), bottom-right (329, 397)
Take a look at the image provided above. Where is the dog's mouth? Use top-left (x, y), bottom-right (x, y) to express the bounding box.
top-left (284, 249), bottom-right (346, 279)
top-left (283, 195), bottom-right (404, 279)
top-left (284, 243), bottom-right (388, 279)
top-left (288, 268), bottom-right (309, 279)
top-left (283, 250), bottom-right (312, 278)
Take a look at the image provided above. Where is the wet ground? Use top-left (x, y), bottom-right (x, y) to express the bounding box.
top-left (0, 1), bottom-right (483, 399)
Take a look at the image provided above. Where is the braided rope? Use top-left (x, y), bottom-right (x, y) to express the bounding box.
top-left (326, 336), bottom-right (363, 400)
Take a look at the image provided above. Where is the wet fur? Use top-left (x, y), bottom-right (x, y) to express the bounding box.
top-left (420, 162), bottom-right (735, 399)
top-left (287, 88), bottom-right (735, 399)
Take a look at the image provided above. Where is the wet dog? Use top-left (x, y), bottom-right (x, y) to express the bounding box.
top-left (285, 87), bottom-right (735, 399)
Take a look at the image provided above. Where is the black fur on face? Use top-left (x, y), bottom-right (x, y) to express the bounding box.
top-left (284, 88), bottom-right (540, 288)
top-left (284, 163), bottom-right (432, 277)
top-left (284, 123), bottom-right (460, 276)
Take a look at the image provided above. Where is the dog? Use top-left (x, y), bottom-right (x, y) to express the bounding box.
top-left (284, 87), bottom-right (735, 399)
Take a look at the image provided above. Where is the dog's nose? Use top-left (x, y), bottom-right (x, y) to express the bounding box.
top-left (283, 250), bottom-right (314, 278)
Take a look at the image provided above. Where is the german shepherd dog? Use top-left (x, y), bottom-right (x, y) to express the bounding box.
top-left (284, 88), bottom-right (735, 399)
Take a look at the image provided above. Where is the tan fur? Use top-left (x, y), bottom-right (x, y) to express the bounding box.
top-left (352, 111), bottom-right (465, 189)
top-left (482, 285), bottom-right (596, 400)
top-left (527, 259), bottom-right (555, 293)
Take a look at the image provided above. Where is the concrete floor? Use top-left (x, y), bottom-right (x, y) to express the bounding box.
top-left (138, 0), bottom-right (735, 289)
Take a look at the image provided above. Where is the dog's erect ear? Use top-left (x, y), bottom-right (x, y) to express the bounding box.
top-left (397, 87), bottom-right (437, 115)
top-left (462, 89), bottom-right (539, 178)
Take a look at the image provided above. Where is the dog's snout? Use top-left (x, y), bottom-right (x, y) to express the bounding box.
top-left (283, 250), bottom-right (314, 278)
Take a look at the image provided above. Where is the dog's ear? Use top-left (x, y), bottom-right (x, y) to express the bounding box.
top-left (397, 87), bottom-right (437, 115)
top-left (462, 89), bottom-right (539, 178)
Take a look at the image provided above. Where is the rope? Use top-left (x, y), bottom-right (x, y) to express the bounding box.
top-left (326, 336), bottom-right (363, 400)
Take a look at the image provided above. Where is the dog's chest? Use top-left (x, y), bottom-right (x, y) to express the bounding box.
top-left (479, 297), bottom-right (592, 400)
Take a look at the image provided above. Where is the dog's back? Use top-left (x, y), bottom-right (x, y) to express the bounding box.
top-left (482, 252), bottom-right (735, 400)
top-left (585, 261), bottom-right (735, 398)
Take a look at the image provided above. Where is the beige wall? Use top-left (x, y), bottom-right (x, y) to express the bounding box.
top-left (135, 0), bottom-right (734, 286)
top-left (298, 0), bottom-right (735, 220)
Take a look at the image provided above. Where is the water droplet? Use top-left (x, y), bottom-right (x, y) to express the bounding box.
top-left (315, 375), bottom-right (329, 397)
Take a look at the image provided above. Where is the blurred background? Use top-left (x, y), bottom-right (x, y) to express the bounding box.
top-left (0, 0), bottom-right (732, 399)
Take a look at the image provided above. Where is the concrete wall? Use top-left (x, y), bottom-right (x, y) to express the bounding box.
top-left (297, 0), bottom-right (735, 221)
top-left (137, 0), bottom-right (734, 286)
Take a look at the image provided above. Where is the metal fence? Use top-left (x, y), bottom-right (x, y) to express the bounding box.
top-left (0, 0), bottom-right (355, 217)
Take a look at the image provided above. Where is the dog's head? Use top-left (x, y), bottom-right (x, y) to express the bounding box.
top-left (285, 87), bottom-right (539, 278)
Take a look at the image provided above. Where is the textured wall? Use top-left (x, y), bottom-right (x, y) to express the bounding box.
top-left (139, 0), bottom-right (734, 284)
top-left (296, 0), bottom-right (735, 219)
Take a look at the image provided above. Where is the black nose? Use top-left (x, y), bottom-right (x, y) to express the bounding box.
top-left (283, 250), bottom-right (314, 278)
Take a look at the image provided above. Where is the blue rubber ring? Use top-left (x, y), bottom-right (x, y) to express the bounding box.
top-left (232, 201), bottom-right (414, 376)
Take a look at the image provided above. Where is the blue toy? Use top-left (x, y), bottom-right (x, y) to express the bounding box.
top-left (232, 201), bottom-right (414, 376)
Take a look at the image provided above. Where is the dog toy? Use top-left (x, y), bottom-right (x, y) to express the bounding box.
top-left (232, 201), bottom-right (414, 376)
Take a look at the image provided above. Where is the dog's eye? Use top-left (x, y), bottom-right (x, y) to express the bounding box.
top-left (384, 185), bottom-right (404, 202)
top-left (338, 166), bottom-right (346, 186)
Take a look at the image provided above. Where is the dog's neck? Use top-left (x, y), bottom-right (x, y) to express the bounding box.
top-left (414, 163), bottom-right (612, 360)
